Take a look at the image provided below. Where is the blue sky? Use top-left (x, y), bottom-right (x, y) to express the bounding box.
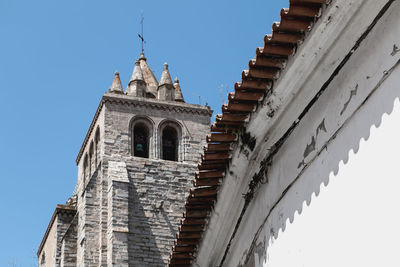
top-left (0, 0), bottom-right (286, 265)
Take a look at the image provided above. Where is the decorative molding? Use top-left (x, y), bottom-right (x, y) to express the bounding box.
top-left (103, 94), bottom-right (212, 116)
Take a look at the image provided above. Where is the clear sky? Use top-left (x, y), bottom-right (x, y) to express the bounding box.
top-left (0, 0), bottom-right (286, 265)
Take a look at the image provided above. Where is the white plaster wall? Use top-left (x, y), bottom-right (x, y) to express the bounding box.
top-left (39, 217), bottom-right (57, 267)
top-left (264, 99), bottom-right (400, 267)
top-left (195, 1), bottom-right (394, 265)
top-left (226, 2), bottom-right (400, 265)
top-left (195, 0), bottom-right (400, 266)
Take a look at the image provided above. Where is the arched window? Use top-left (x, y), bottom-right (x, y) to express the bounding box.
top-left (158, 120), bottom-right (182, 162)
top-left (130, 116), bottom-right (154, 158)
top-left (89, 142), bottom-right (94, 175)
top-left (162, 126), bottom-right (178, 161)
top-left (95, 128), bottom-right (100, 166)
top-left (134, 123), bottom-right (150, 158)
top-left (40, 252), bottom-right (46, 265)
top-left (83, 155), bottom-right (88, 183)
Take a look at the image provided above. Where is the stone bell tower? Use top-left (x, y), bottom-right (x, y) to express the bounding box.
top-left (37, 53), bottom-right (212, 267)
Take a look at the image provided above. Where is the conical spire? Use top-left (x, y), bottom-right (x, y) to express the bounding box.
top-left (138, 53), bottom-right (158, 98)
top-left (127, 60), bottom-right (146, 97)
top-left (109, 71), bottom-right (124, 94)
top-left (159, 63), bottom-right (173, 86)
top-left (173, 77), bottom-right (184, 102)
top-left (157, 63), bottom-right (174, 101)
top-left (130, 60), bottom-right (144, 82)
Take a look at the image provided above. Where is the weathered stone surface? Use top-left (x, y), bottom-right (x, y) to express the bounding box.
top-left (99, 95), bottom-right (210, 266)
top-left (38, 206), bottom-right (76, 267)
top-left (60, 217), bottom-right (77, 267)
top-left (39, 60), bottom-right (212, 267)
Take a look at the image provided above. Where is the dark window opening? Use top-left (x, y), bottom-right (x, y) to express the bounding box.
top-left (134, 124), bottom-right (149, 158)
top-left (41, 252), bottom-right (46, 265)
top-left (83, 156), bottom-right (88, 184)
top-left (162, 126), bottom-right (178, 161)
top-left (95, 129), bottom-right (100, 165)
top-left (89, 143), bottom-right (94, 174)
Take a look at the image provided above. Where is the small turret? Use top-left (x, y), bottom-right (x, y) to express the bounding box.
top-left (126, 60), bottom-right (146, 97)
top-left (139, 53), bottom-right (158, 98)
top-left (173, 77), bottom-right (184, 102)
top-left (109, 71), bottom-right (124, 94)
top-left (157, 63), bottom-right (174, 101)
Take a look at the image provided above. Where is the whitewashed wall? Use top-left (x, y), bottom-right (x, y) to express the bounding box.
top-left (195, 0), bottom-right (400, 266)
top-left (265, 100), bottom-right (400, 267)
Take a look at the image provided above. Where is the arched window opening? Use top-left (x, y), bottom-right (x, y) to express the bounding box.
top-left (134, 123), bottom-right (149, 158)
top-left (95, 128), bottom-right (100, 166)
top-left (83, 155), bottom-right (89, 183)
top-left (146, 92), bottom-right (156, 99)
top-left (162, 126), bottom-right (178, 161)
top-left (40, 252), bottom-right (46, 265)
top-left (89, 142), bottom-right (94, 175)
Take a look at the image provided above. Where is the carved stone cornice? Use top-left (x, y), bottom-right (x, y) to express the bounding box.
top-left (103, 93), bottom-right (212, 116)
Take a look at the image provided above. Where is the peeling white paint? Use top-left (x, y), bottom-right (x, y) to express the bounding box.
top-left (194, 0), bottom-right (400, 266)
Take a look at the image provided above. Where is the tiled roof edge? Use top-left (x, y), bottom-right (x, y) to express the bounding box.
top-left (167, 0), bottom-right (330, 266)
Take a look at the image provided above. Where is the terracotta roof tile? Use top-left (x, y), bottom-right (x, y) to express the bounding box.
top-left (167, 0), bottom-right (329, 265)
top-left (281, 6), bottom-right (321, 18)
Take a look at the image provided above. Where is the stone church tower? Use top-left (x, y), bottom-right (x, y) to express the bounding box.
top-left (38, 53), bottom-right (212, 266)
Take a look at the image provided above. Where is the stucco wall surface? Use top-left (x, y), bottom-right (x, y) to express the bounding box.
top-left (194, 0), bottom-right (400, 266)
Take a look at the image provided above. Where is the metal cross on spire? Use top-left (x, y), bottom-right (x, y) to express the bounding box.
top-left (138, 13), bottom-right (145, 54)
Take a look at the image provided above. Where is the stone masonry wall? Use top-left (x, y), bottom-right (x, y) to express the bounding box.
top-left (98, 163), bottom-right (108, 266)
top-left (102, 97), bottom-right (210, 266)
top-left (104, 157), bottom-right (199, 266)
top-left (76, 107), bottom-right (105, 267)
top-left (60, 216), bottom-right (78, 267)
top-left (106, 161), bottom-right (130, 265)
top-left (77, 169), bottom-right (100, 267)
top-left (126, 158), bottom-right (198, 266)
top-left (56, 212), bottom-right (76, 266)
top-left (72, 95), bottom-right (211, 266)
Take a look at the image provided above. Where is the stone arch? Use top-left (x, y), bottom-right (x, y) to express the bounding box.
top-left (129, 116), bottom-right (155, 158)
top-left (146, 92), bottom-right (156, 99)
top-left (157, 119), bottom-right (183, 162)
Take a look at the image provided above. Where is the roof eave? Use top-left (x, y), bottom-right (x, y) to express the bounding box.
top-left (192, 0), bottom-right (392, 265)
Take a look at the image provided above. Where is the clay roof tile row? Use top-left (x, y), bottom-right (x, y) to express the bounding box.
top-left (167, 0), bottom-right (329, 266)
